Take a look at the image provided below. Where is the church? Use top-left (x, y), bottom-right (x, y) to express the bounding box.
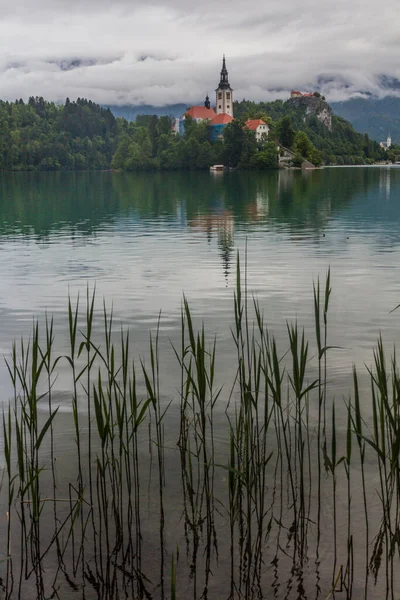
top-left (173, 56), bottom-right (234, 140)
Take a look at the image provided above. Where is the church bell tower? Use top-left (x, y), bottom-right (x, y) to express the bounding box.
top-left (215, 55), bottom-right (233, 117)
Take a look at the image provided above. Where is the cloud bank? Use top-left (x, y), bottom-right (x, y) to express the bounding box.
top-left (0, 0), bottom-right (399, 105)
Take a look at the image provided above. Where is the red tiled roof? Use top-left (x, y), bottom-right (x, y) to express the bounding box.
top-left (185, 106), bottom-right (216, 120)
top-left (210, 113), bottom-right (233, 125)
top-left (245, 119), bottom-right (267, 131)
top-left (291, 91), bottom-right (314, 97)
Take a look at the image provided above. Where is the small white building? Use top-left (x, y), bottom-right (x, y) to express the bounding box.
top-left (245, 119), bottom-right (270, 142)
top-left (380, 133), bottom-right (392, 150)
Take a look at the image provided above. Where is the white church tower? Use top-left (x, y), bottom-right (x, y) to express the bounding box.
top-left (215, 55), bottom-right (233, 117)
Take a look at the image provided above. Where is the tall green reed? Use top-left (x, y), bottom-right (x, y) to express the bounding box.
top-left (1, 259), bottom-right (400, 600)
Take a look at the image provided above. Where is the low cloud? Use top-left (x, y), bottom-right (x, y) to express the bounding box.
top-left (0, 0), bottom-right (399, 106)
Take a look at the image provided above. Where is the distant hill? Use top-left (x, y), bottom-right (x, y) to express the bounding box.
top-left (328, 97), bottom-right (400, 144)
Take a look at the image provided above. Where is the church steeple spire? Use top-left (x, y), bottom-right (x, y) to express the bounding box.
top-left (219, 54), bottom-right (230, 89)
top-left (215, 54), bottom-right (233, 117)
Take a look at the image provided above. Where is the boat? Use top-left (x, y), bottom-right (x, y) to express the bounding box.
top-left (210, 164), bottom-right (224, 172)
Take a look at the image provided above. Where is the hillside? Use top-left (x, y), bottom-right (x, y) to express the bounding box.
top-left (233, 96), bottom-right (385, 165)
top-left (331, 96), bottom-right (400, 143)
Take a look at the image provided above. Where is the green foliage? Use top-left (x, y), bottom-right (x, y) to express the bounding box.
top-left (293, 131), bottom-right (323, 166)
top-left (292, 152), bottom-right (303, 168)
top-left (276, 116), bottom-right (296, 148)
top-left (222, 119), bottom-right (246, 167)
top-left (0, 97), bottom-right (117, 171)
top-left (386, 144), bottom-right (400, 163)
top-left (222, 119), bottom-right (263, 168)
top-left (234, 97), bottom-right (386, 165)
top-left (112, 114), bottom-right (217, 171)
top-left (249, 142), bottom-right (279, 170)
top-left (0, 92), bottom-right (387, 172)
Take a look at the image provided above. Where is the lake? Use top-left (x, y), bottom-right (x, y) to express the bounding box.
top-left (1, 166), bottom-right (400, 599)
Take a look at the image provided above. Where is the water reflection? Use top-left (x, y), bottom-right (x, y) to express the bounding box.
top-left (0, 167), bottom-right (388, 236)
top-left (0, 167), bottom-right (399, 387)
top-left (0, 167), bottom-right (397, 281)
top-left (1, 168), bottom-right (400, 598)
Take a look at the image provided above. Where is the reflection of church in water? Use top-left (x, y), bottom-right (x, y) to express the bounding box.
top-left (188, 193), bottom-right (269, 284)
top-left (189, 210), bottom-right (235, 284)
top-left (379, 168), bottom-right (391, 200)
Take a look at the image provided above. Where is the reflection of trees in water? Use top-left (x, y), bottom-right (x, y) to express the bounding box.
top-left (0, 168), bottom-right (391, 271)
top-left (0, 172), bottom-right (117, 238)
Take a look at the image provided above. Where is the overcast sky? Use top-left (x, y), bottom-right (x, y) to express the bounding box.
top-left (0, 0), bottom-right (399, 106)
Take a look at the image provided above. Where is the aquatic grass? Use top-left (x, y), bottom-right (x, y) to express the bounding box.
top-left (351, 366), bottom-right (369, 598)
top-left (2, 259), bottom-right (400, 599)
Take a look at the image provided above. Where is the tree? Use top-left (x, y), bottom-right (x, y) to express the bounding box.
top-left (238, 129), bottom-right (258, 169)
top-left (292, 152), bottom-right (303, 168)
top-left (222, 120), bottom-right (245, 167)
top-left (294, 131), bottom-right (313, 157)
top-left (276, 116), bottom-right (295, 148)
top-left (250, 142), bottom-right (278, 169)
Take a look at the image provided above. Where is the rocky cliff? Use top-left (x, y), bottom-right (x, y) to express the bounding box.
top-left (287, 96), bottom-right (333, 131)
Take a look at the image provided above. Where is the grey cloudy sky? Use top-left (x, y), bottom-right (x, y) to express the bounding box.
top-left (0, 0), bottom-right (399, 105)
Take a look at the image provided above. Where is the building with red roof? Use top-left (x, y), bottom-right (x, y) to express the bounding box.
top-left (185, 106), bottom-right (216, 120)
top-left (174, 56), bottom-right (234, 137)
top-left (176, 103), bottom-right (216, 135)
top-left (210, 113), bottom-right (233, 125)
top-left (244, 119), bottom-right (270, 142)
top-left (291, 90), bottom-right (315, 98)
top-left (209, 113), bottom-right (234, 141)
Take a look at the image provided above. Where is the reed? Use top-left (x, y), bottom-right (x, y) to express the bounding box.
top-left (1, 259), bottom-right (400, 599)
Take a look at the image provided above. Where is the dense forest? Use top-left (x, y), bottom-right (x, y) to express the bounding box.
top-left (0, 97), bottom-right (118, 171)
top-left (0, 95), bottom-right (397, 171)
top-left (233, 98), bottom-right (390, 165)
top-left (112, 113), bottom-right (279, 171)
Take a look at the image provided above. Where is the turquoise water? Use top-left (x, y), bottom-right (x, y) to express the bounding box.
top-left (0, 167), bottom-right (399, 402)
top-left (1, 167), bottom-right (400, 598)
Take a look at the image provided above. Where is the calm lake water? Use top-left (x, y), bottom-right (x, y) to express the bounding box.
top-left (0, 167), bottom-right (399, 401)
top-left (1, 166), bottom-right (400, 599)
